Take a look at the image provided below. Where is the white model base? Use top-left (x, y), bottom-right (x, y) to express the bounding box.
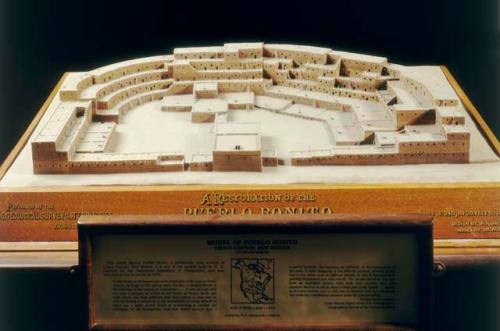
top-left (1, 73), bottom-right (498, 187)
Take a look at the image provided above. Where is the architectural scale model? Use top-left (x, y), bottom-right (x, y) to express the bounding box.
top-left (31, 43), bottom-right (470, 174)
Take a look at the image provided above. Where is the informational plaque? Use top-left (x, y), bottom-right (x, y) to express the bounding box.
top-left (79, 214), bottom-right (432, 330)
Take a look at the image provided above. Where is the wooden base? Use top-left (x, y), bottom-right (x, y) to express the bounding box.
top-left (0, 68), bottom-right (498, 243)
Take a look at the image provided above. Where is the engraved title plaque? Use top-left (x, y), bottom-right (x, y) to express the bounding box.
top-left (79, 214), bottom-right (432, 330)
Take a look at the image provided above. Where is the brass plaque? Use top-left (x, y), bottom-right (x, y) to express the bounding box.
top-left (79, 214), bottom-right (432, 330)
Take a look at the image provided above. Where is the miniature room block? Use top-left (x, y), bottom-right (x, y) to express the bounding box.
top-left (194, 82), bottom-right (219, 99)
top-left (213, 122), bottom-right (262, 171)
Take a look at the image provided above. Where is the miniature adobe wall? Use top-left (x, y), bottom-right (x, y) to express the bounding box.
top-left (31, 42), bottom-right (472, 174)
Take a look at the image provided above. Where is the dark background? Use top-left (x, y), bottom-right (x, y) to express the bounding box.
top-left (0, 2), bottom-right (499, 330)
top-left (0, 0), bottom-right (498, 161)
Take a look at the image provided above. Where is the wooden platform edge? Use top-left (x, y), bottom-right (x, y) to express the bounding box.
top-left (0, 240), bottom-right (497, 269)
top-left (441, 65), bottom-right (499, 156)
top-left (0, 238), bottom-right (498, 252)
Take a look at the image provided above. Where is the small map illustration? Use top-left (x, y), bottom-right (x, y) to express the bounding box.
top-left (231, 258), bottom-right (275, 304)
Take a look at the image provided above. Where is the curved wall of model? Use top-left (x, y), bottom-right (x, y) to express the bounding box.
top-left (31, 43), bottom-right (469, 174)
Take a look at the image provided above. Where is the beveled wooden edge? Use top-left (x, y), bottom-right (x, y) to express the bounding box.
top-left (0, 181), bottom-right (498, 194)
top-left (434, 247), bottom-right (500, 256)
top-left (433, 239), bottom-right (500, 256)
top-left (0, 251), bottom-right (78, 269)
top-left (0, 73), bottom-right (69, 181)
top-left (78, 213), bottom-right (433, 228)
top-left (441, 65), bottom-right (500, 156)
top-left (0, 241), bottom-right (77, 251)
top-left (1, 247), bottom-right (497, 269)
top-left (0, 68), bottom-right (498, 192)
top-left (434, 238), bottom-right (500, 248)
top-left (0, 239), bottom-right (497, 253)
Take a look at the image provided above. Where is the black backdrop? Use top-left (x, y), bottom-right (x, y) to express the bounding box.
top-left (0, 0), bottom-right (498, 162)
top-left (0, 2), bottom-right (499, 331)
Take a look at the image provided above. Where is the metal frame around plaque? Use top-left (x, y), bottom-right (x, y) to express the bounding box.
top-left (79, 214), bottom-right (433, 331)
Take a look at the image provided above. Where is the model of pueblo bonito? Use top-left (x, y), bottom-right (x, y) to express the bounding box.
top-left (31, 42), bottom-right (470, 174)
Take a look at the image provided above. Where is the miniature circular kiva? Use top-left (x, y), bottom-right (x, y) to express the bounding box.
top-left (32, 43), bottom-right (469, 174)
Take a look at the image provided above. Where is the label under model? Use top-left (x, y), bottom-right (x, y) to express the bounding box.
top-left (91, 233), bottom-right (419, 327)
